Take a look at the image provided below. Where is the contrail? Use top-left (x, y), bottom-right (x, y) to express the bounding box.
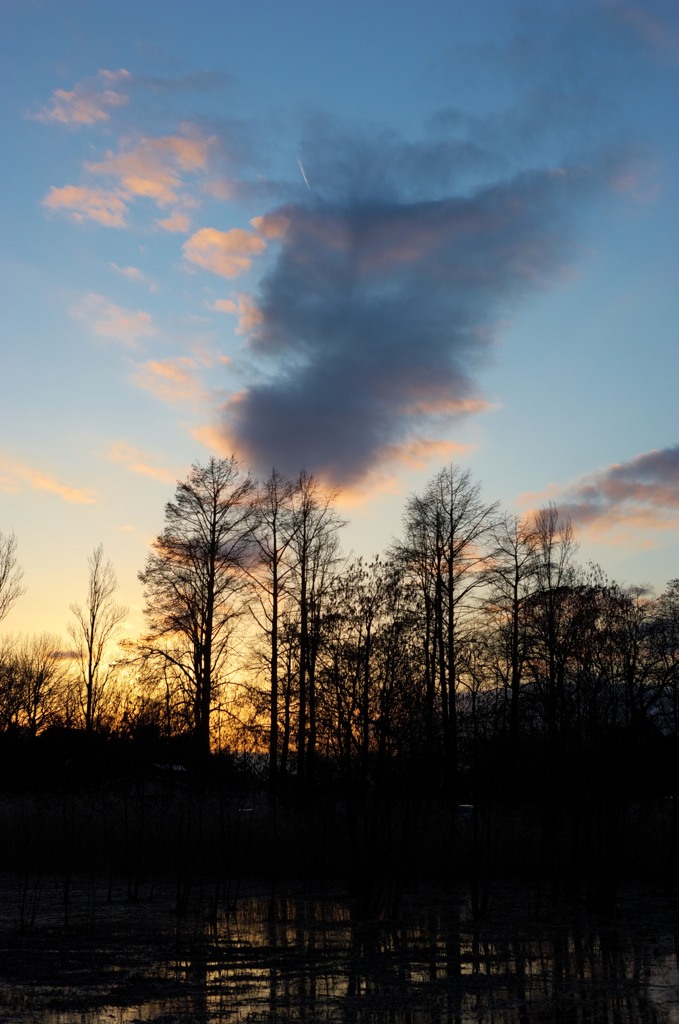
top-left (297, 156), bottom-right (311, 190)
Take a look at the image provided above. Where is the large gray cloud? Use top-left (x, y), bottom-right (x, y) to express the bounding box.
top-left (212, 0), bottom-right (669, 486)
top-left (222, 130), bottom-right (607, 484)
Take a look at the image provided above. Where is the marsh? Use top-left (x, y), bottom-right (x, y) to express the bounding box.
top-left (2, 875), bottom-right (679, 1023)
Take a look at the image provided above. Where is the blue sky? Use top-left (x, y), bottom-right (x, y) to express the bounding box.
top-left (1, 0), bottom-right (678, 639)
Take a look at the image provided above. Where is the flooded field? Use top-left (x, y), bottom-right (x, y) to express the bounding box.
top-left (1, 875), bottom-right (679, 1023)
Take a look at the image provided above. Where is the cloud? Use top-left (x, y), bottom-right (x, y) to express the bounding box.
top-left (72, 293), bottom-right (158, 346)
top-left (110, 263), bottom-right (159, 291)
top-left (157, 212), bottom-right (192, 233)
top-left (192, 423), bottom-right (235, 458)
top-left (328, 437), bottom-right (473, 509)
top-left (43, 185), bottom-right (128, 227)
top-left (188, 339), bottom-right (231, 369)
top-left (0, 455), bottom-right (95, 504)
top-left (86, 128), bottom-right (213, 205)
top-left (32, 69), bottom-right (131, 127)
top-left (44, 126), bottom-right (214, 230)
top-left (216, 128), bottom-right (604, 485)
top-left (209, 293), bottom-right (263, 333)
top-left (604, 1), bottom-right (679, 60)
top-left (132, 357), bottom-right (208, 405)
top-left (380, 437), bottom-right (472, 471)
top-left (183, 227), bottom-right (266, 278)
top-left (108, 441), bottom-right (176, 483)
top-left (523, 446), bottom-right (679, 541)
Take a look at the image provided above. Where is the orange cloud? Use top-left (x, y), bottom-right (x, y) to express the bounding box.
top-left (380, 437), bottom-right (471, 470)
top-left (86, 129), bottom-right (214, 207)
top-left (0, 455), bottom-right (95, 504)
top-left (132, 357), bottom-right (207, 405)
top-left (43, 185), bottom-right (128, 227)
top-left (192, 423), bottom-right (237, 458)
top-left (333, 477), bottom-right (401, 509)
top-left (405, 394), bottom-right (496, 417)
top-left (108, 441), bottom-right (176, 483)
top-left (32, 69), bottom-right (131, 127)
top-left (313, 438), bottom-right (473, 509)
top-left (72, 294), bottom-right (158, 346)
top-left (44, 128), bottom-right (212, 230)
top-left (209, 293), bottom-right (263, 333)
top-left (183, 227), bottom-right (266, 278)
top-left (251, 211), bottom-right (291, 239)
top-left (157, 212), bottom-right (192, 233)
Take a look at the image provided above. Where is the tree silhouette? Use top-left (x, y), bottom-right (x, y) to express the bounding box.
top-left (69, 544), bottom-right (126, 733)
top-left (0, 531), bottom-right (25, 624)
top-left (138, 456), bottom-right (255, 759)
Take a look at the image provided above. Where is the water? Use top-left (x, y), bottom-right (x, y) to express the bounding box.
top-left (1, 876), bottom-right (679, 1022)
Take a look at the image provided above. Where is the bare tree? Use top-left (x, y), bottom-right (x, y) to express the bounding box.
top-left (397, 465), bottom-right (498, 795)
top-left (0, 531), bottom-right (25, 624)
top-left (248, 468), bottom-right (299, 793)
top-left (69, 544), bottom-right (127, 733)
top-left (16, 633), bottom-right (67, 735)
top-left (287, 471), bottom-right (344, 785)
top-left (523, 504), bottom-right (580, 741)
top-left (486, 514), bottom-right (540, 743)
top-left (138, 456), bottom-right (256, 759)
top-left (0, 636), bottom-right (22, 730)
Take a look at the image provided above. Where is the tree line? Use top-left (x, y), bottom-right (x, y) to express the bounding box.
top-left (1, 456), bottom-right (678, 801)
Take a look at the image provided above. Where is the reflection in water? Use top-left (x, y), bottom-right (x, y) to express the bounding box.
top-left (2, 884), bottom-right (679, 1023)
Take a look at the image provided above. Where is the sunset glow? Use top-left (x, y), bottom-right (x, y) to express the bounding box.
top-left (2, 0), bottom-right (677, 640)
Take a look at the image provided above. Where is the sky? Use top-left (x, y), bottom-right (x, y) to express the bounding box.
top-left (1, 0), bottom-right (678, 641)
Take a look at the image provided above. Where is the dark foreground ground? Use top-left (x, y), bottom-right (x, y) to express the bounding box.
top-left (1, 874), bottom-right (679, 1023)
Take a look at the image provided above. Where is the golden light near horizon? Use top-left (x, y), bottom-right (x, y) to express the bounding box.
top-left (1, 0), bottom-right (677, 643)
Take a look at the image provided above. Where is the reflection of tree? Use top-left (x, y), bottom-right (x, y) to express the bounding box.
top-left (3, 881), bottom-right (675, 1024)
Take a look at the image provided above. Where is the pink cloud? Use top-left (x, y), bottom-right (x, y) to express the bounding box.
top-left (380, 437), bottom-right (471, 470)
top-left (86, 129), bottom-right (214, 207)
top-left (183, 227), bottom-right (266, 278)
top-left (521, 446), bottom-right (679, 544)
top-left (43, 186), bottom-right (128, 227)
top-left (191, 423), bottom-right (236, 458)
top-left (209, 293), bottom-right (263, 333)
top-left (108, 441), bottom-right (176, 483)
top-left (156, 212), bottom-right (192, 233)
top-left (132, 357), bottom-right (207, 405)
top-left (319, 438), bottom-right (473, 510)
top-left (44, 127), bottom-right (215, 231)
top-left (72, 294), bottom-right (158, 346)
top-left (0, 455), bottom-right (95, 504)
top-left (404, 393), bottom-right (495, 417)
top-left (251, 211), bottom-right (291, 239)
top-left (32, 69), bottom-right (131, 127)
